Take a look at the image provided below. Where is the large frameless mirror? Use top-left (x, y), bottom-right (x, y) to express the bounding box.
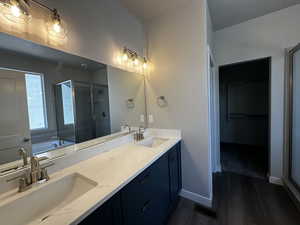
top-left (0, 33), bottom-right (147, 170)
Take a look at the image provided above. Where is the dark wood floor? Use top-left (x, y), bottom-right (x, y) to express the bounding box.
top-left (167, 172), bottom-right (300, 225)
top-left (221, 143), bottom-right (268, 179)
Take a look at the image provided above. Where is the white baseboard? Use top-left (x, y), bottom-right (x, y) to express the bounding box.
top-left (179, 189), bottom-right (212, 208)
top-left (269, 176), bottom-right (283, 186)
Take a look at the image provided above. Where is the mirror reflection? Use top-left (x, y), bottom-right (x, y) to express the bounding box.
top-left (0, 46), bottom-right (146, 166)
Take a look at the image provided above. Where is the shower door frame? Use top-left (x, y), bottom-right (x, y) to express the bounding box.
top-left (285, 43), bottom-right (300, 198)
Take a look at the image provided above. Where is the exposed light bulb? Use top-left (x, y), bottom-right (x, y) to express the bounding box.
top-left (134, 58), bottom-right (139, 66)
top-left (53, 21), bottom-right (61, 33)
top-left (143, 58), bottom-right (148, 69)
top-left (10, 4), bottom-right (21, 18)
top-left (143, 62), bottom-right (148, 69)
top-left (122, 53), bottom-right (128, 61)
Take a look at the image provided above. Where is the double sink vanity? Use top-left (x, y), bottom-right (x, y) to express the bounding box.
top-left (0, 30), bottom-right (182, 225)
top-left (0, 129), bottom-right (182, 225)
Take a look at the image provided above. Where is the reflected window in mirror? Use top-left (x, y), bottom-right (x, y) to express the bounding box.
top-left (25, 73), bottom-right (47, 130)
top-left (61, 81), bottom-right (75, 125)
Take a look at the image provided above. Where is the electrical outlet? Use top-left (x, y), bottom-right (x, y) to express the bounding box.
top-left (149, 114), bottom-right (154, 124)
top-left (140, 114), bottom-right (145, 123)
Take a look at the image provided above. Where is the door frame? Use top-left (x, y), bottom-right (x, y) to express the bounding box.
top-left (207, 46), bottom-right (221, 173)
top-left (284, 44), bottom-right (300, 195)
top-left (216, 57), bottom-right (272, 178)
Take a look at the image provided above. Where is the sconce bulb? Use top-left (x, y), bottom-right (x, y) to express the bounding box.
top-left (122, 53), bottom-right (128, 61)
top-left (10, 4), bottom-right (21, 17)
top-left (134, 58), bottom-right (139, 66)
top-left (53, 21), bottom-right (61, 33)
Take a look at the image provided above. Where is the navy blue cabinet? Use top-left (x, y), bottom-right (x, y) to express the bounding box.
top-left (169, 143), bottom-right (182, 210)
top-left (79, 142), bottom-right (181, 225)
top-left (122, 152), bottom-right (170, 225)
top-left (79, 193), bottom-right (122, 225)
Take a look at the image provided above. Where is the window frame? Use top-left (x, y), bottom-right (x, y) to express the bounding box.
top-left (25, 73), bottom-right (48, 131)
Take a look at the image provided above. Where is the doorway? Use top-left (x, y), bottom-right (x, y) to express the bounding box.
top-left (218, 58), bottom-right (271, 179)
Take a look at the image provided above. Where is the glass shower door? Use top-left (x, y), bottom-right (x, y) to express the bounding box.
top-left (289, 45), bottom-right (300, 189)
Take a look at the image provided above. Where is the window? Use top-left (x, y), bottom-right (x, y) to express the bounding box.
top-left (25, 73), bottom-right (47, 130)
top-left (61, 81), bottom-right (75, 125)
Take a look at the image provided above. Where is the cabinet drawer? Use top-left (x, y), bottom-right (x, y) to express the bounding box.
top-left (122, 153), bottom-right (169, 225)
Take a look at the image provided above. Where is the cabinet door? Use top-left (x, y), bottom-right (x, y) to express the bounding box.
top-left (122, 166), bottom-right (154, 225)
top-left (122, 153), bottom-right (170, 225)
top-left (79, 193), bottom-right (122, 225)
top-left (169, 145), bottom-right (180, 203)
top-left (150, 153), bottom-right (170, 224)
top-left (177, 142), bottom-right (182, 191)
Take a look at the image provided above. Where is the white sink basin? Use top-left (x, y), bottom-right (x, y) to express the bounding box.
top-left (136, 137), bottom-right (169, 148)
top-left (0, 173), bottom-right (97, 225)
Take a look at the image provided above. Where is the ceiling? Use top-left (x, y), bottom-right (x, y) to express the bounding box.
top-left (208, 0), bottom-right (300, 30)
top-left (121, 0), bottom-right (300, 30)
top-left (120, 0), bottom-right (191, 22)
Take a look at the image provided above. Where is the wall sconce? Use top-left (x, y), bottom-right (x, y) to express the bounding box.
top-left (0, 0), bottom-right (67, 39)
top-left (119, 47), bottom-right (149, 73)
top-left (46, 8), bottom-right (67, 40)
top-left (157, 96), bottom-right (168, 107)
top-left (126, 98), bottom-right (135, 109)
top-left (0, 0), bottom-right (31, 24)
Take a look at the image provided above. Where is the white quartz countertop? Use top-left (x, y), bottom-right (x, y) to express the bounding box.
top-left (0, 132), bottom-right (181, 225)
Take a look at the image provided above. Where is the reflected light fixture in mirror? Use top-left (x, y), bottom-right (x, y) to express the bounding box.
top-left (0, 0), bottom-right (31, 24)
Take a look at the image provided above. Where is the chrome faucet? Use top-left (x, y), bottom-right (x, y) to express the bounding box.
top-left (7, 156), bottom-right (54, 192)
top-left (134, 126), bottom-right (145, 141)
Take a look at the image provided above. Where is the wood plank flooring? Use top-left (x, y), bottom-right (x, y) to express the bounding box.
top-left (221, 143), bottom-right (268, 179)
top-left (167, 172), bottom-right (300, 225)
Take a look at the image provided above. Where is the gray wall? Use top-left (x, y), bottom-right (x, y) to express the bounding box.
top-left (107, 66), bottom-right (146, 132)
top-left (146, 0), bottom-right (212, 206)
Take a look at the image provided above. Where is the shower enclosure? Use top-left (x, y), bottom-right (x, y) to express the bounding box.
top-left (55, 80), bottom-right (111, 144)
top-left (285, 44), bottom-right (300, 204)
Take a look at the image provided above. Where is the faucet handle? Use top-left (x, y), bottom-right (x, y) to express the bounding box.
top-left (19, 147), bottom-right (28, 166)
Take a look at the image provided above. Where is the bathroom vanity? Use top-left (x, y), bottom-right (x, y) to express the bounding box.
top-left (79, 141), bottom-right (181, 225)
top-left (0, 130), bottom-right (182, 225)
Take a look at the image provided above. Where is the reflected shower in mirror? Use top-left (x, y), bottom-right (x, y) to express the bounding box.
top-left (0, 41), bottom-right (146, 166)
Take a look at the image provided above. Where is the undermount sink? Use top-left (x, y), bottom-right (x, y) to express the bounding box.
top-left (0, 173), bottom-right (97, 225)
top-left (136, 137), bottom-right (169, 148)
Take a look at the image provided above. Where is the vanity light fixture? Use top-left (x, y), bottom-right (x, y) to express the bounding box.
top-left (0, 0), bottom-right (31, 24)
top-left (30, 0), bottom-right (67, 39)
top-left (121, 47), bottom-right (149, 71)
top-left (0, 0), bottom-right (67, 39)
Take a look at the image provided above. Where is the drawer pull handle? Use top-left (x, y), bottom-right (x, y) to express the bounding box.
top-left (139, 173), bottom-right (150, 184)
top-left (141, 200), bottom-right (151, 213)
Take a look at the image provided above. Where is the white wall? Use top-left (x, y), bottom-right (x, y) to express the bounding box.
top-left (0, 0), bottom-right (146, 69)
top-left (146, 0), bottom-right (212, 206)
top-left (214, 4), bottom-right (300, 179)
